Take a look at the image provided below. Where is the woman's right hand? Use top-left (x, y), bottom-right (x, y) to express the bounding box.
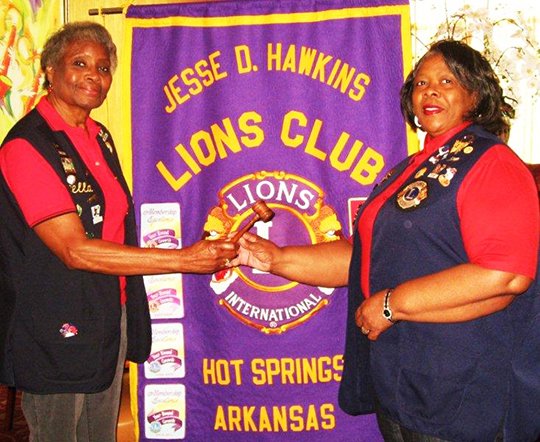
top-left (233, 232), bottom-right (279, 272)
top-left (182, 238), bottom-right (238, 274)
top-left (233, 234), bottom-right (351, 287)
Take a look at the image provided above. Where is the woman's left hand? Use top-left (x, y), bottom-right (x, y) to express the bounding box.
top-left (355, 289), bottom-right (394, 341)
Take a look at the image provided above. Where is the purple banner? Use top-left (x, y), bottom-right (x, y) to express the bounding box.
top-left (124, 0), bottom-right (411, 440)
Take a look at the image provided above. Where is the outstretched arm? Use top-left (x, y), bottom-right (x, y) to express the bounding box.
top-left (34, 212), bottom-right (238, 275)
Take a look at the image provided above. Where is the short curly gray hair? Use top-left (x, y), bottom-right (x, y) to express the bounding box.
top-left (40, 21), bottom-right (117, 89)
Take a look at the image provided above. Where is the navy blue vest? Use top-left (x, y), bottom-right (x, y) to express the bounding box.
top-left (339, 125), bottom-right (540, 440)
top-left (0, 109), bottom-right (151, 393)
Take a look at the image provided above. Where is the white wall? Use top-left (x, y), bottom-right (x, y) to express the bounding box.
top-left (410, 0), bottom-right (540, 163)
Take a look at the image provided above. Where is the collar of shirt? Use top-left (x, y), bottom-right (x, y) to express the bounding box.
top-left (423, 122), bottom-right (472, 155)
top-left (407, 121), bottom-right (472, 170)
top-left (36, 96), bottom-right (101, 140)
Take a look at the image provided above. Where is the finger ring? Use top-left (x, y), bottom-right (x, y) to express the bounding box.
top-left (224, 258), bottom-right (230, 266)
top-left (360, 327), bottom-right (370, 335)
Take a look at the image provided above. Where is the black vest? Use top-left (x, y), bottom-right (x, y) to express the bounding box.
top-left (339, 125), bottom-right (540, 440)
top-left (0, 109), bottom-right (151, 393)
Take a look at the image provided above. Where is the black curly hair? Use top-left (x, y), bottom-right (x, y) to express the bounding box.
top-left (400, 39), bottom-right (514, 138)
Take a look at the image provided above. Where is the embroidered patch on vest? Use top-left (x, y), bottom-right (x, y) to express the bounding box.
top-left (91, 205), bottom-right (103, 224)
top-left (53, 143), bottom-right (78, 184)
top-left (99, 128), bottom-right (114, 154)
top-left (415, 167), bottom-right (427, 178)
top-left (396, 133), bottom-right (477, 210)
top-left (59, 323), bottom-right (78, 338)
top-left (438, 167), bottom-right (457, 187)
top-left (396, 180), bottom-right (428, 209)
top-left (449, 134), bottom-right (475, 154)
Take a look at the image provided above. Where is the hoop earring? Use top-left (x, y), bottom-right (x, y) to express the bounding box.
top-left (414, 115), bottom-right (422, 129)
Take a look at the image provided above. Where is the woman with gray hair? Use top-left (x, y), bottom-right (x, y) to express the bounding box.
top-left (0, 21), bottom-right (237, 441)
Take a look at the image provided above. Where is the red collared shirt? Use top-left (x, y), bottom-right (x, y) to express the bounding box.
top-left (0, 97), bottom-right (129, 302)
top-left (358, 122), bottom-right (539, 296)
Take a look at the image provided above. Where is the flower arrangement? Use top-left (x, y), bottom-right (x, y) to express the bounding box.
top-left (420, 4), bottom-right (540, 114)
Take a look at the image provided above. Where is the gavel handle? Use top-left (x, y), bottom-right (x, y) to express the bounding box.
top-left (230, 215), bottom-right (261, 243)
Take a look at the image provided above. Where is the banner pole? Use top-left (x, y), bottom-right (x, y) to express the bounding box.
top-left (88, 7), bottom-right (125, 16)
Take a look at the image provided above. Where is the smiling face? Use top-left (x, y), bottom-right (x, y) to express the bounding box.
top-left (412, 53), bottom-right (477, 137)
top-left (46, 40), bottom-right (112, 125)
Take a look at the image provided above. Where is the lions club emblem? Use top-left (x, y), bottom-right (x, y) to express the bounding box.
top-left (204, 171), bottom-right (343, 334)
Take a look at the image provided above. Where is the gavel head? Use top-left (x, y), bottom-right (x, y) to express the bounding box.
top-left (252, 200), bottom-right (275, 222)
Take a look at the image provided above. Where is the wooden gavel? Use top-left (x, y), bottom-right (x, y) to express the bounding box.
top-left (229, 200), bottom-right (275, 243)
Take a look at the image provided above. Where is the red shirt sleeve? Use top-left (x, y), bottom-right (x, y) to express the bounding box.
top-left (458, 145), bottom-right (539, 278)
top-left (0, 138), bottom-right (76, 227)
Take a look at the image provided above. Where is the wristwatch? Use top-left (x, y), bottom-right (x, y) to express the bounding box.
top-left (382, 288), bottom-right (396, 323)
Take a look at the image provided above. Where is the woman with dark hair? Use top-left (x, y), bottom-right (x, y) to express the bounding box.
top-left (0, 22), bottom-right (237, 441)
top-left (400, 40), bottom-right (513, 138)
top-left (235, 39), bottom-right (539, 441)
